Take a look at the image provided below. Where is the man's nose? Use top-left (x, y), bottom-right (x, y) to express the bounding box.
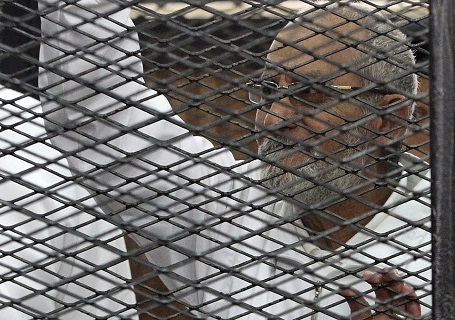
top-left (263, 97), bottom-right (298, 129)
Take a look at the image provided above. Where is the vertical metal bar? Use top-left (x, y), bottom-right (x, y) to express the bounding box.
top-left (430, 1), bottom-right (455, 319)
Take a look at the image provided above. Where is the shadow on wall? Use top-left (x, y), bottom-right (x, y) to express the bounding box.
top-left (0, 1), bottom-right (40, 96)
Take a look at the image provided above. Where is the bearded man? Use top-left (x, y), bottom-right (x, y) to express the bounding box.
top-left (39, 0), bottom-right (429, 319)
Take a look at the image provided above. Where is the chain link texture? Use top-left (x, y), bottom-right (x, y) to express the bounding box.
top-left (0, 1), bottom-right (430, 319)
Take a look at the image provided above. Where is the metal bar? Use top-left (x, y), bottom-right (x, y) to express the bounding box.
top-left (430, 1), bottom-right (455, 319)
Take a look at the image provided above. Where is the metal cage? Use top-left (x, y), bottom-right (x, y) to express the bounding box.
top-left (0, 1), bottom-right (447, 319)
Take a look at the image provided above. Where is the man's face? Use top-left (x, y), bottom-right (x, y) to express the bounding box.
top-left (254, 20), bottom-right (382, 207)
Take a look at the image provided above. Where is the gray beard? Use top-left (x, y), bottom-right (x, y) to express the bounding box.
top-left (258, 135), bottom-right (369, 209)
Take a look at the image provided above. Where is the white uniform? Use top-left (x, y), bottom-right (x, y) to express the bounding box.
top-left (38, 1), bottom-right (431, 319)
top-left (0, 86), bottom-right (137, 319)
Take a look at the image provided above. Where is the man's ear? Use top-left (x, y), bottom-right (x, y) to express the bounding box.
top-left (369, 94), bottom-right (410, 144)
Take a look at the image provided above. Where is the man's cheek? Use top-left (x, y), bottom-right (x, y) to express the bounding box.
top-left (255, 109), bottom-right (267, 146)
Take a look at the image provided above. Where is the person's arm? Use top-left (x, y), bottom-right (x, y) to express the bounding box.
top-left (0, 86), bottom-right (138, 319)
top-left (38, 0), bottom-right (236, 231)
top-left (38, 1), bottom-right (240, 313)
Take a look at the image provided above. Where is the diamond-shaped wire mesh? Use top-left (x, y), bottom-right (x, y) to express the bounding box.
top-left (0, 1), bottom-right (431, 319)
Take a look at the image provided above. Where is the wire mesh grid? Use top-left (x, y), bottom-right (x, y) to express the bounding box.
top-left (0, 1), bottom-right (431, 319)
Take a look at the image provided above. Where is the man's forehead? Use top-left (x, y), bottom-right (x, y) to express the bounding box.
top-left (265, 17), bottom-right (368, 80)
top-left (265, 45), bottom-right (362, 75)
top-left (262, 61), bottom-right (329, 81)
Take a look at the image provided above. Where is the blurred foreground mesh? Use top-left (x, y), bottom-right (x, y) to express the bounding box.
top-left (0, 1), bottom-right (430, 319)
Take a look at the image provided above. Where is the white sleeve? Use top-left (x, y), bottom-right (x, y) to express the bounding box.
top-left (0, 87), bottom-right (137, 319)
top-left (38, 2), bottom-right (242, 306)
top-left (38, 0), bottom-right (238, 225)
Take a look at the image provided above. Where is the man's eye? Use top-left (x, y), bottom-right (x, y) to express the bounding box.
top-left (294, 87), bottom-right (315, 99)
top-left (297, 86), bottom-right (312, 95)
top-left (261, 86), bottom-right (275, 96)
